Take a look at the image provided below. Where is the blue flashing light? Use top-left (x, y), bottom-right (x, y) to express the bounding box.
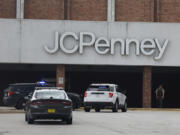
top-left (37, 80), bottom-right (47, 86)
top-left (99, 86), bottom-right (107, 89)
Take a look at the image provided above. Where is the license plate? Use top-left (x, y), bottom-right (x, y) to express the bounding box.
top-left (48, 109), bottom-right (56, 113)
top-left (96, 95), bottom-right (100, 98)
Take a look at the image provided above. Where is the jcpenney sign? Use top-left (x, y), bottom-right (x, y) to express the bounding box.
top-left (44, 32), bottom-right (169, 60)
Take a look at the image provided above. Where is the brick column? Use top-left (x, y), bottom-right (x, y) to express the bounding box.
top-left (56, 1), bottom-right (67, 89)
top-left (56, 65), bottom-right (65, 89)
top-left (142, 66), bottom-right (152, 108)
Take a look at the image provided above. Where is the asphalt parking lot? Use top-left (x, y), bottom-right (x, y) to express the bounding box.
top-left (0, 109), bottom-right (180, 135)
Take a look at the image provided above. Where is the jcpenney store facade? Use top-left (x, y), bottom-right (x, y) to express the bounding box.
top-left (1, 19), bottom-right (180, 108)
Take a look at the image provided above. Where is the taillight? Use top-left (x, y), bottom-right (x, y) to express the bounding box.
top-left (84, 92), bottom-right (87, 97)
top-left (63, 101), bottom-right (72, 106)
top-left (31, 101), bottom-right (39, 105)
top-left (109, 92), bottom-right (113, 98)
top-left (8, 91), bottom-right (14, 96)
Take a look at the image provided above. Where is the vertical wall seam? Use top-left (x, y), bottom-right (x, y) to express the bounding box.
top-left (154, 0), bottom-right (160, 22)
top-left (157, 0), bottom-right (160, 22)
top-left (154, 0), bottom-right (157, 22)
top-left (64, 0), bottom-right (67, 20)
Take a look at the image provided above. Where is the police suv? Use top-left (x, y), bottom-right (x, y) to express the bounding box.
top-left (83, 84), bottom-right (127, 112)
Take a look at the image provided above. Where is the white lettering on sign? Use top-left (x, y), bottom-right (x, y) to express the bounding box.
top-left (60, 32), bottom-right (79, 53)
top-left (44, 32), bottom-right (169, 60)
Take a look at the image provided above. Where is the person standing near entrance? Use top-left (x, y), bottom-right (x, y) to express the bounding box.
top-left (155, 85), bottom-right (165, 108)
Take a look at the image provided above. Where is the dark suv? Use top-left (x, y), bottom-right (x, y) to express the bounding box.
top-left (3, 82), bottom-right (50, 109)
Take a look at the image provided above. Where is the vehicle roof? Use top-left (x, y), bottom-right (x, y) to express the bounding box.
top-left (35, 87), bottom-right (64, 91)
top-left (31, 89), bottom-right (67, 101)
top-left (34, 89), bottom-right (65, 93)
top-left (90, 83), bottom-right (117, 87)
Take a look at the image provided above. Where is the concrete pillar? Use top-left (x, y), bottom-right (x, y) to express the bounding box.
top-left (56, 65), bottom-right (65, 89)
top-left (16, 0), bottom-right (24, 19)
top-left (107, 0), bottom-right (115, 22)
top-left (142, 66), bottom-right (152, 108)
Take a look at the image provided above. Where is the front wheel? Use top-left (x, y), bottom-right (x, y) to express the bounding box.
top-left (25, 113), bottom-right (27, 121)
top-left (95, 108), bottom-right (100, 112)
top-left (15, 99), bottom-right (26, 109)
top-left (84, 107), bottom-right (90, 112)
top-left (121, 102), bottom-right (127, 112)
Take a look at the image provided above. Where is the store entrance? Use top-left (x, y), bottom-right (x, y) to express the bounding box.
top-left (152, 67), bottom-right (180, 108)
top-left (0, 64), bottom-right (143, 108)
top-left (66, 65), bottom-right (143, 108)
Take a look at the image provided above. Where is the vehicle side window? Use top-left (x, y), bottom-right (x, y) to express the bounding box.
top-left (16, 86), bottom-right (25, 92)
top-left (28, 85), bottom-right (35, 92)
top-left (24, 85), bottom-right (35, 92)
top-left (115, 86), bottom-right (118, 92)
top-left (110, 87), bottom-right (114, 92)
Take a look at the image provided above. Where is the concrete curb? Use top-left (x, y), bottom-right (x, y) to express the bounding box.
top-left (1, 107), bottom-right (180, 114)
top-left (79, 107), bottom-right (180, 111)
top-left (0, 110), bottom-right (24, 114)
top-left (0, 107), bottom-right (24, 114)
top-left (128, 108), bottom-right (180, 111)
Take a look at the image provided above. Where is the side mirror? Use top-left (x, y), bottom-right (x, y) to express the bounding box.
top-left (28, 93), bottom-right (33, 98)
top-left (25, 93), bottom-right (33, 101)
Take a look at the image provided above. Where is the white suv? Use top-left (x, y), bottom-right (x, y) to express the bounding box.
top-left (83, 84), bottom-right (127, 112)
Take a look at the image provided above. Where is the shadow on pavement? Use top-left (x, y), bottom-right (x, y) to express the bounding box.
top-left (86, 110), bottom-right (125, 113)
top-left (32, 120), bottom-right (69, 125)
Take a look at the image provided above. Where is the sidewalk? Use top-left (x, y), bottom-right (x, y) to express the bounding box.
top-left (0, 107), bottom-right (24, 114)
top-left (128, 108), bottom-right (180, 111)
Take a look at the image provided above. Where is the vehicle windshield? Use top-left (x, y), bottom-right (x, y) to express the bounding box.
top-left (34, 90), bottom-right (65, 99)
top-left (87, 85), bottom-right (111, 91)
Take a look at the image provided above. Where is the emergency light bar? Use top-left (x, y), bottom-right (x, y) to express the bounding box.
top-left (35, 87), bottom-right (64, 90)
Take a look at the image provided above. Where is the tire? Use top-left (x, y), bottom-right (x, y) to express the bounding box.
top-left (25, 113), bottom-right (27, 121)
top-left (15, 99), bottom-right (26, 110)
top-left (66, 117), bottom-right (72, 125)
top-left (84, 107), bottom-right (90, 112)
top-left (72, 103), bottom-right (76, 111)
top-left (112, 101), bottom-right (118, 112)
top-left (27, 114), bottom-right (34, 124)
top-left (121, 101), bottom-right (127, 112)
top-left (95, 108), bottom-right (100, 112)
